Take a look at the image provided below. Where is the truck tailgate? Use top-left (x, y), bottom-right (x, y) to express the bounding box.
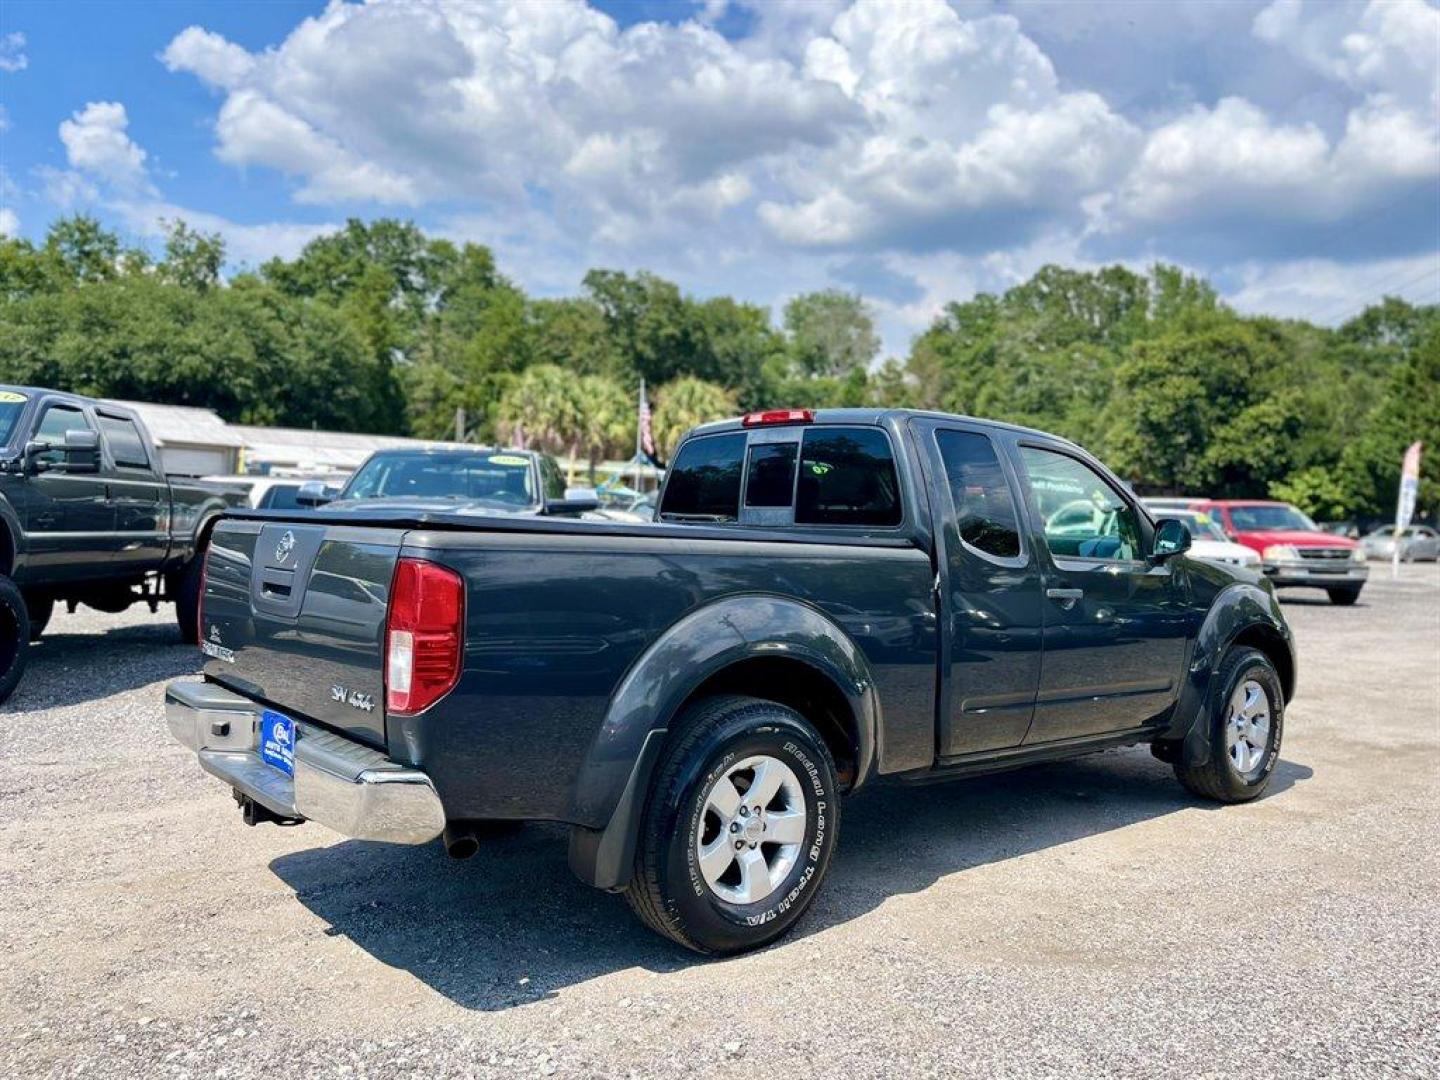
top-left (199, 518), bottom-right (402, 748)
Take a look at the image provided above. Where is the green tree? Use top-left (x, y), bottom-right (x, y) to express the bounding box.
top-left (158, 219), bottom-right (224, 292)
top-left (1106, 321), bottom-right (1303, 495)
top-left (576, 374), bottom-right (633, 481)
top-left (43, 215), bottom-right (123, 284)
top-left (782, 289), bottom-right (880, 379)
top-left (652, 376), bottom-right (737, 459)
top-left (497, 364), bottom-right (582, 460)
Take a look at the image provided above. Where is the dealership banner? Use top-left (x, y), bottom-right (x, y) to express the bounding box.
top-left (1396, 441), bottom-right (1422, 530)
top-left (1392, 441), bottom-right (1423, 576)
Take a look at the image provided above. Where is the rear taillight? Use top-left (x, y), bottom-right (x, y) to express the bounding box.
top-left (385, 558), bottom-right (464, 715)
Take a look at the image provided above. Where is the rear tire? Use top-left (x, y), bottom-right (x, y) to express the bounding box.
top-left (25, 596), bottom-right (53, 641)
top-left (1327, 587), bottom-right (1361, 606)
top-left (624, 695), bottom-right (840, 955)
top-left (0, 574), bottom-right (32, 705)
top-left (1174, 646), bottom-right (1283, 803)
top-left (173, 551), bottom-right (205, 644)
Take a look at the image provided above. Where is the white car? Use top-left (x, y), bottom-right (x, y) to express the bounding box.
top-left (1145, 505), bottom-right (1260, 569)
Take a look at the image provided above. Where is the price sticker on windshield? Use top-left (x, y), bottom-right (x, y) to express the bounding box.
top-left (0, 391), bottom-right (27, 403)
top-left (488, 454), bottom-right (529, 467)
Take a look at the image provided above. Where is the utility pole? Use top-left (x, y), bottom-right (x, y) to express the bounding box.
top-left (455, 406), bottom-right (465, 444)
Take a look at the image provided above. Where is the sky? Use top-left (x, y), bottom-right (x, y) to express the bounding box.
top-left (1, 0), bottom-right (1437, 356)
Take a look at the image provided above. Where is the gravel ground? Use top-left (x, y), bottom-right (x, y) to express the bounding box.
top-left (2, 566), bottom-right (1437, 1078)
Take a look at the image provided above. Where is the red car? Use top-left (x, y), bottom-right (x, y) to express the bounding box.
top-left (1188, 499), bottom-right (1369, 605)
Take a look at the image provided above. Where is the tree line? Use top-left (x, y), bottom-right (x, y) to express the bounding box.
top-left (0, 216), bottom-right (1434, 520)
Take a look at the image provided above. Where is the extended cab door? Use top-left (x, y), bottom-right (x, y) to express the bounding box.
top-left (19, 400), bottom-right (114, 581)
top-left (95, 409), bottom-right (169, 571)
top-left (911, 419), bottom-right (1043, 756)
top-left (1013, 439), bottom-right (1190, 743)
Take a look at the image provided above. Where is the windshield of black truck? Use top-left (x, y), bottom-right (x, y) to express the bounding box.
top-left (0, 390), bottom-right (28, 446)
top-left (342, 452), bottom-right (537, 506)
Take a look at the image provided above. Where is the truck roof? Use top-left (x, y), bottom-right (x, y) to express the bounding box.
top-left (686, 407), bottom-right (1083, 449)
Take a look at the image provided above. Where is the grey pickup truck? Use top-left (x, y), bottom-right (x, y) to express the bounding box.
top-left (0, 387), bottom-right (244, 703)
top-left (168, 408), bottom-right (1296, 954)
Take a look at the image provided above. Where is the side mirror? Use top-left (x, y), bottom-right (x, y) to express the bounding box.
top-left (26, 429), bottom-right (100, 474)
top-left (1152, 518), bottom-right (1192, 561)
top-left (296, 480), bottom-right (333, 507)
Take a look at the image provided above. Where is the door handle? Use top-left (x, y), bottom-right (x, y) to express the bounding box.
top-left (1046, 587), bottom-right (1084, 608)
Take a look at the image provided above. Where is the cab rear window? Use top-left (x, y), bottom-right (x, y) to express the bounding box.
top-left (796, 428), bottom-right (902, 527)
top-left (661, 433), bottom-right (746, 520)
top-left (662, 426), bottom-right (903, 527)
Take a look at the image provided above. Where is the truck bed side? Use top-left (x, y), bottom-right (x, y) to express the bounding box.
top-left (200, 515), bottom-right (937, 828)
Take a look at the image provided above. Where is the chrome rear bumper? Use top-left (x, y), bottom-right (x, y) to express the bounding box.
top-left (166, 679), bottom-right (445, 845)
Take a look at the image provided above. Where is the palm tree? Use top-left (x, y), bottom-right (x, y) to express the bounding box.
top-left (498, 364), bottom-right (580, 461)
top-left (577, 375), bottom-right (633, 483)
top-left (653, 377), bottom-right (737, 460)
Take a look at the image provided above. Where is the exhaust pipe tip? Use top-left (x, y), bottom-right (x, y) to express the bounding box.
top-left (443, 826), bottom-right (480, 860)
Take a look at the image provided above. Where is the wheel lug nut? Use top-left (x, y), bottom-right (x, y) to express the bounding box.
top-left (749, 841), bottom-right (757, 849)
top-left (738, 806), bottom-right (749, 817)
top-left (729, 822), bottom-right (741, 833)
top-left (734, 840), bottom-right (744, 850)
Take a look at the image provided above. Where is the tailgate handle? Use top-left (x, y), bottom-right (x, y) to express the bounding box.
top-left (259, 567), bottom-right (295, 599)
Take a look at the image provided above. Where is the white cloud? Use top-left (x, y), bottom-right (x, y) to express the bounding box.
top-left (109, 199), bottom-right (334, 266)
top-left (0, 31), bottom-right (26, 73)
top-left (213, 90), bottom-right (420, 205)
top-left (1112, 97), bottom-right (1331, 222)
top-left (36, 165), bottom-right (100, 208)
top-left (159, 26), bottom-right (255, 89)
top-left (1225, 253), bottom-right (1440, 324)
top-left (1254, 0), bottom-right (1440, 110)
top-left (58, 102), bottom-right (153, 192)
top-left (16, 0), bottom-right (1432, 356)
top-left (0, 207), bottom-right (18, 237)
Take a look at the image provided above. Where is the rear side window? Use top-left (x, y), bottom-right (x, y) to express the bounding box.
top-left (539, 455), bottom-right (565, 500)
top-left (935, 430), bottom-right (1021, 558)
top-left (261, 485), bottom-right (304, 510)
top-left (661, 433), bottom-right (746, 520)
top-left (97, 414), bottom-right (150, 469)
top-left (796, 428), bottom-right (901, 527)
top-left (745, 443), bottom-right (798, 507)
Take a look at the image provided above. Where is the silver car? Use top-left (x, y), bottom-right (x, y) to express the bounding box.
top-left (1361, 525), bottom-right (1440, 562)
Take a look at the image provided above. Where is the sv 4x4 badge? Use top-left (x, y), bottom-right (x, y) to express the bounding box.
top-left (331, 684), bottom-right (375, 713)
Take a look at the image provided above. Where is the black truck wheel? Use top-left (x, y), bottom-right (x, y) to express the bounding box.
top-left (1174, 646), bottom-right (1284, 803)
top-left (0, 574), bottom-right (32, 705)
top-left (625, 695), bottom-right (840, 955)
top-left (1327, 587), bottom-right (1361, 606)
top-left (173, 552), bottom-right (205, 644)
top-left (25, 596), bottom-right (53, 642)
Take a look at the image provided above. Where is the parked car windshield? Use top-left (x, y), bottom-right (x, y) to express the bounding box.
top-left (0, 390), bottom-right (28, 445)
top-left (1227, 504), bottom-right (1319, 532)
top-left (342, 451), bottom-right (537, 506)
top-left (1167, 510), bottom-right (1228, 542)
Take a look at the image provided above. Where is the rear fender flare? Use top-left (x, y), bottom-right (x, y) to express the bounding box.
top-left (0, 499), bottom-right (21, 578)
top-left (1168, 582), bottom-right (1294, 767)
top-left (568, 594), bottom-right (877, 889)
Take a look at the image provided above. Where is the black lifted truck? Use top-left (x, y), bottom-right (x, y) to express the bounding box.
top-left (0, 387), bottom-right (244, 702)
top-left (168, 408), bottom-right (1296, 954)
